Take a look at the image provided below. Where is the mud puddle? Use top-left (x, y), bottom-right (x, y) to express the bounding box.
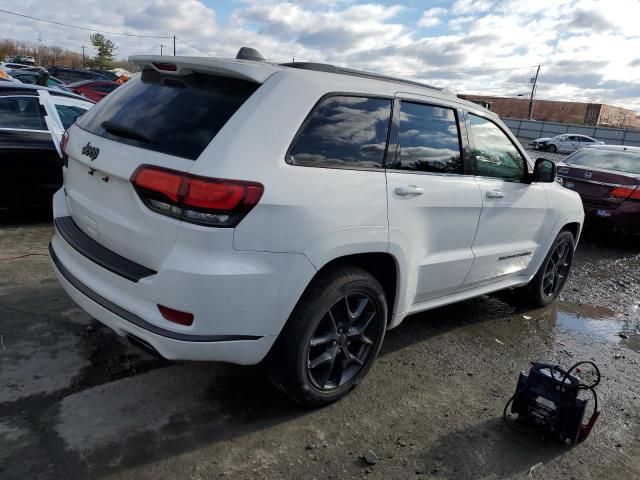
top-left (553, 301), bottom-right (640, 353)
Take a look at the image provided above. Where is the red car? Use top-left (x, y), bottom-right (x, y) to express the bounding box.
top-left (67, 80), bottom-right (119, 102)
top-left (556, 145), bottom-right (640, 234)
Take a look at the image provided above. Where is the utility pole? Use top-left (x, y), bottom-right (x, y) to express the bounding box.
top-left (37, 32), bottom-right (42, 66)
top-left (160, 43), bottom-right (165, 56)
top-left (528, 64), bottom-right (541, 120)
top-left (81, 45), bottom-right (86, 68)
top-left (173, 35), bottom-right (176, 56)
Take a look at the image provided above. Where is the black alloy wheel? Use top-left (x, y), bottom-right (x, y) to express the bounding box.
top-left (307, 293), bottom-right (379, 390)
top-left (541, 237), bottom-right (573, 297)
top-left (268, 266), bottom-right (387, 407)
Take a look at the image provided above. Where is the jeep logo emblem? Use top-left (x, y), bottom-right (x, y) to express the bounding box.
top-left (82, 142), bottom-right (100, 161)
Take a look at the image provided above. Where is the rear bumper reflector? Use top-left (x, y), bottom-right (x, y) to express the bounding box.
top-left (49, 243), bottom-right (262, 343)
top-left (54, 216), bottom-right (156, 282)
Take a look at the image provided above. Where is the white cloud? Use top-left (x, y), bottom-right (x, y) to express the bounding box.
top-left (0, 0), bottom-right (639, 110)
top-left (418, 7), bottom-right (447, 28)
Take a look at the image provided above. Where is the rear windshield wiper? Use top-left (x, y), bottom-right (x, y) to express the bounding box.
top-left (101, 121), bottom-right (153, 144)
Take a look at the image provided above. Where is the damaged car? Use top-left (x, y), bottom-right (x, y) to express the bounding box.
top-left (0, 83), bottom-right (93, 209)
top-left (531, 134), bottom-right (604, 153)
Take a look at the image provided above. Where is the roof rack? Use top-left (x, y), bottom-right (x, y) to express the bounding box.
top-left (280, 62), bottom-right (441, 92)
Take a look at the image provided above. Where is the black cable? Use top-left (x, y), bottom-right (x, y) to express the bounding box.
top-left (0, 8), bottom-right (172, 38)
top-left (175, 37), bottom-right (214, 57)
top-left (560, 361), bottom-right (601, 418)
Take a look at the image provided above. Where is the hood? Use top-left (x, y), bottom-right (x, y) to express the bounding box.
top-left (534, 137), bottom-right (552, 142)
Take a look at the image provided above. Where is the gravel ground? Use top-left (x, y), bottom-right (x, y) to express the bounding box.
top-left (1, 211), bottom-right (639, 480)
top-left (523, 145), bottom-right (568, 163)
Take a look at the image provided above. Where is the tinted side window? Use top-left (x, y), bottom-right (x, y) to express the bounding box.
top-left (468, 113), bottom-right (525, 181)
top-left (55, 105), bottom-right (89, 129)
top-left (0, 96), bottom-right (45, 130)
top-left (396, 102), bottom-right (462, 173)
top-left (288, 96), bottom-right (391, 169)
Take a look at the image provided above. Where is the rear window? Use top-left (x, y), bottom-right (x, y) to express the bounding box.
top-left (76, 70), bottom-right (259, 160)
top-left (56, 70), bottom-right (92, 83)
top-left (565, 149), bottom-right (640, 175)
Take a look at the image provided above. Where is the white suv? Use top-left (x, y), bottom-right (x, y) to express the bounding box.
top-left (49, 49), bottom-right (584, 406)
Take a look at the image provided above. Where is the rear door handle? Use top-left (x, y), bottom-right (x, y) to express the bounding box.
top-left (395, 185), bottom-right (424, 197)
top-left (486, 189), bottom-right (505, 199)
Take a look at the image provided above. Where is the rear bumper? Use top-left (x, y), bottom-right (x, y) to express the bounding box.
top-left (49, 189), bottom-right (317, 364)
top-left (584, 206), bottom-right (640, 234)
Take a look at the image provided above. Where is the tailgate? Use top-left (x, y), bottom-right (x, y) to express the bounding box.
top-left (62, 127), bottom-right (194, 270)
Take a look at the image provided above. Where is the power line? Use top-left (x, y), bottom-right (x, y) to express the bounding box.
top-left (0, 8), bottom-right (216, 58)
top-left (384, 65), bottom-right (537, 76)
top-left (0, 8), bottom-right (172, 39)
top-left (175, 37), bottom-right (214, 56)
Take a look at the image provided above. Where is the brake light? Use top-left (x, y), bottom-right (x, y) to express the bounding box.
top-left (61, 131), bottom-right (70, 167)
top-left (610, 185), bottom-right (640, 201)
top-left (158, 305), bottom-right (194, 326)
top-left (131, 165), bottom-right (264, 227)
top-left (153, 62), bottom-right (177, 72)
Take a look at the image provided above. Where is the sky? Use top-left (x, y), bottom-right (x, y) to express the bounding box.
top-left (2, 0), bottom-right (640, 111)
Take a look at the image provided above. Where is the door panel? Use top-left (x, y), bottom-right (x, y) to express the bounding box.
top-left (464, 112), bottom-right (548, 286)
top-left (0, 129), bottom-right (60, 208)
top-left (464, 179), bottom-right (546, 286)
top-left (388, 173), bottom-right (482, 301)
top-left (387, 99), bottom-right (482, 303)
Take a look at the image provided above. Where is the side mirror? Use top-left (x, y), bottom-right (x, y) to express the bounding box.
top-left (532, 158), bottom-right (556, 183)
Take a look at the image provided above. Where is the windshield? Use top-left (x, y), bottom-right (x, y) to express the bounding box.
top-left (565, 148), bottom-right (640, 175)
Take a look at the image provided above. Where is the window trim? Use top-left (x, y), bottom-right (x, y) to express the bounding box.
top-left (285, 92), bottom-right (395, 173)
top-left (464, 109), bottom-right (532, 182)
top-left (385, 98), bottom-right (465, 177)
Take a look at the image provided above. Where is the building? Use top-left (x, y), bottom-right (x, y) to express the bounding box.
top-left (458, 95), bottom-right (640, 129)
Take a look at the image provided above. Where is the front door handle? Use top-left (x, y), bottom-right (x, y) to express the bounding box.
top-left (395, 185), bottom-right (424, 197)
top-left (486, 189), bottom-right (505, 199)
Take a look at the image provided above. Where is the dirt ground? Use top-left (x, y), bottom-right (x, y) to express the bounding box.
top-left (1, 208), bottom-right (639, 480)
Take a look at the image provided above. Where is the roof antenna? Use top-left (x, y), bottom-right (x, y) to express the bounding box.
top-left (236, 47), bottom-right (266, 62)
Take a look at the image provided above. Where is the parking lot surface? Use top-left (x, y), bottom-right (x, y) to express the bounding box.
top-left (1, 208), bottom-right (640, 480)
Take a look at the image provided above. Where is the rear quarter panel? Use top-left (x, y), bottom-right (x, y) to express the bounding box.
top-left (189, 71), bottom-right (391, 263)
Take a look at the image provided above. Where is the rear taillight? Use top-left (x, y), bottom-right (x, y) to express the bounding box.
top-left (610, 185), bottom-right (640, 201)
top-left (61, 130), bottom-right (70, 167)
top-left (131, 165), bottom-right (263, 227)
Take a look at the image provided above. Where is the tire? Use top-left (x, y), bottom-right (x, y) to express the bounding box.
top-left (516, 230), bottom-right (575, 308)
top-left (267, 266), bottom-right (387, 407)
top-left (548, 144), bottom-right (558, 153)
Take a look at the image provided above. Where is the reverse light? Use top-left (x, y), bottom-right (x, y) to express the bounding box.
top-left (158, 305), bottom-right (194, 326)
top-left (131, 165), bottom-right (264, 227)
top-left (610, 185), bottom-right (640, 201)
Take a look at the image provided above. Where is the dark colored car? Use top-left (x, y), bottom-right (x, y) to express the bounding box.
top-left (8, 68), bottom-right (71, 92)
top-left (0, 83), bottom-right (93, 209)
top-left (87, 69), bottom-right (119, 81)
top-left (46, 67), bottom-right (110, 84)
top-left (557, 145), bottom-right (640, 234)
top-left (67, 80), bottom-right (119, 102)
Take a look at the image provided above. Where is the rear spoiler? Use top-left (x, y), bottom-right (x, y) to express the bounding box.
top-left (129, 55), bottom-right (283, 84)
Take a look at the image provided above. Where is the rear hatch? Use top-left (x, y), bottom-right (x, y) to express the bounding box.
top-left (557, 148), bottom-right (640, 210)
top-left (61, 57), bottom-right (275, 271)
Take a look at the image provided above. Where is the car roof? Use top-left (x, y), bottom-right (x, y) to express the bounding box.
top-left (0, 81), bottom-right (94, 102)
top-left (130, 54), bottom-right (493, 120)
